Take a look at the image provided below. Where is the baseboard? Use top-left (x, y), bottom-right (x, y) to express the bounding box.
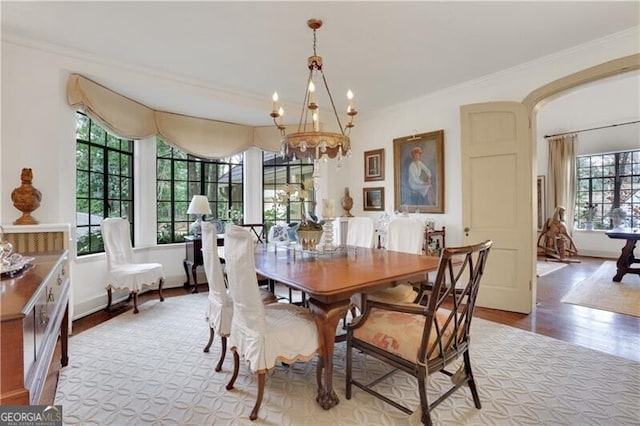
top-left (71, 273), bottom-right (190, 324)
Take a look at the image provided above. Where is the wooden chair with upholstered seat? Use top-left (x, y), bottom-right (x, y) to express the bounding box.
top-left (223, 224), bottom-right (319, 421)
top-left (201, 222), bottom-right (276, 371)
top-left (101, 218), bottom-right (165, 314)
top-left (345, 240), bottom-right (493, 425)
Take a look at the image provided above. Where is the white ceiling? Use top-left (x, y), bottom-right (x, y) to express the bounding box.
top-left (2, 1), bottom-right (639, 126)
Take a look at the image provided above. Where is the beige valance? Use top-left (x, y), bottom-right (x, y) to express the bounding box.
top-left (67, 73), bottom-right (282, 157)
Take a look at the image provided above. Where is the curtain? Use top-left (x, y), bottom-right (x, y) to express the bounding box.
top-left (67, 74), bottom-right (282, 157)
top-left (547, 134), bottom-right (577, 231)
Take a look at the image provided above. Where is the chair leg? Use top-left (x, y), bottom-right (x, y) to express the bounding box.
top-left (345, 338), bottom-right (352, 399)
top-left (464, 351), bottom-right (482, 409)
top-left (158, 277), bottom-right (165, 302)
top-left (132, 291), bottom-right (139, 314)
top-left (250, 372), bottom-right (266, 421)
top-left (215, 336), bottom-right (227, 372)
top-left (106, 288), bottom-right (113, 311)
top-left (417, 371), bottom-right (432, 426)
top-left (226, 350), bottom-right (240, 391)
top-left (203, 327), bottom-right (214, 353)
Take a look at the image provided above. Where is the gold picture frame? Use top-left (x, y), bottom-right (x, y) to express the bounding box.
top-left (363, 187), bottom-right (385, 211)
top-left (364, 149), bottom-right (384, 181)
top-left (393, 130), bottom-right (444, 213)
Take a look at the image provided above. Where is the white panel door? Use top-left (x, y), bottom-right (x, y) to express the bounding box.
top-left (460, 102), bottom-right (534, 313)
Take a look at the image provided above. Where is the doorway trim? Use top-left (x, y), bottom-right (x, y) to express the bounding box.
top-left (522, 53), bottom-right (639, 304)
top-left (522, 54), bottom-right (639, 112)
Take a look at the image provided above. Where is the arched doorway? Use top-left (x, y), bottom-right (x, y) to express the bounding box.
top-left (460, 54), bottom-right (639, 313)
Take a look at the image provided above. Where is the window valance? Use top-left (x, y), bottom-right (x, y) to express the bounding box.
top-left (66, 73), bottom-right (283, 158)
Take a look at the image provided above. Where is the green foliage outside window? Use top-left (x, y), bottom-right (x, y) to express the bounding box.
top-left (575, 150), bottom-right (639, 230)
top-left (75, 112), bottom-right (134, 255)
top-left (156, 140), bottom-right (243, 243)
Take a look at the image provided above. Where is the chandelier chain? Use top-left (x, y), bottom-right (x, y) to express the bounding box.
top-left (321, 70), bottom-right (345, 135)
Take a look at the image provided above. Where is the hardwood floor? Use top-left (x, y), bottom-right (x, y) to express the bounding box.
top-left (474, 256), bottom-right (639, 363)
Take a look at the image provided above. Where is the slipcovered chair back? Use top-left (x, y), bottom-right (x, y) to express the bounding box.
top-left (386, 216), bottom-right (424, 254)
top-left (346, 217), bottom-right (375, 248)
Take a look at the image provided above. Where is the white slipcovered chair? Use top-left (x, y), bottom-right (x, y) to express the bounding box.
top-left (223, 224), bottom-right (319, 421)
top-left (201, 222), bottom-right (234, 371)
top-left (346, 217), bottom-right (375, 248)
top-left (368, 216), bottom-right (425, 304)
top-left (201, 222), bottom-right (277, 371)
top-left (101, 218), bottom-right (164, 314)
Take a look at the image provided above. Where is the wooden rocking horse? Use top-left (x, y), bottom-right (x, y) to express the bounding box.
top-left (537, 206), bottom-right (580, 263)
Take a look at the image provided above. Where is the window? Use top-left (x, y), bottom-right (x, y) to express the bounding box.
top-left (575, 150), bottom-right (640, 229)
top-left (262, 152), bottom-right (315, 229)
top-left (156, 140), bottom-right (243, 243)
top-left (76, 112), bottom-right (134, 255)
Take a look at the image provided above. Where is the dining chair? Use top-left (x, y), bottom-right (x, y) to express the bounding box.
top-left (345, 240), bottom-right (493, 426)
top-left (223, 224), bottom-right (319, 421)
top-left (201, 222), bottom-right (277, 371)
top-left (368, 216), bottom-right (425, 304)
top-left (201, 222), bottom-right (234, 371)
top-left (101, 218), bottom-right (164, 314)
top-left (346, 217), bottom-right (375, 248)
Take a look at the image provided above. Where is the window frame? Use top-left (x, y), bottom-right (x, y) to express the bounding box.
top-left (575, 149), bottom-right (639, 230)
top-left (262, 152), bottom-right (316, 230)
top-left (75, 111), bottom-right (134, 256)
top-left (156, 140), bottom-right (243, 243)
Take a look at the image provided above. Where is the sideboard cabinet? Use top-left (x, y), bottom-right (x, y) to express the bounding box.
top-left (0, 250), bottom-right (70, 405)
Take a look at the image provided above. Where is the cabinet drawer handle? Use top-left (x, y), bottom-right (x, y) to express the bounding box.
top-left (47, 287), bottom-right (55, 302)
top-left (57, 276), bottom-right (62, 285)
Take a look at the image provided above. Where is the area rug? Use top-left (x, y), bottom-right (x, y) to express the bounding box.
top-left (561, 261), bottom-right (640, 317)
top-left (55, 293), bottom-right (640, 425)
top-left (536, 260), bottom-right (567, 277)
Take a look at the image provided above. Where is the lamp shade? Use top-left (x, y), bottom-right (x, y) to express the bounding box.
top-left (187, 195), bottom-right (212, 216)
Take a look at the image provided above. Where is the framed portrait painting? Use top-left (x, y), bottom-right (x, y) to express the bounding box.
top-left (364, 149), bottom-right (384, 181)
top-left (363, 187), bottom-right (385, 211)
top-left (393, 130), bottom-right (444, 213)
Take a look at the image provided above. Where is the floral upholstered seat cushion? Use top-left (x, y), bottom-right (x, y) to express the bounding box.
top-left (353, 307), bottom-right (454, 363)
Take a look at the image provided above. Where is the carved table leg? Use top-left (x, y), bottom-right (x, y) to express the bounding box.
top-left (308, 298), bottom-right (350, 410)
top-left (613, 239), bottom-right (637, 282)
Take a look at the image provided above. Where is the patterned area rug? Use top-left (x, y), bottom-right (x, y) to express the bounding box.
top-left (536, 260), bottom-right (568, 277)
top-left (55, 293), bottom-right (640, 425)
top-left (562, 260), bottom-right (640, 317)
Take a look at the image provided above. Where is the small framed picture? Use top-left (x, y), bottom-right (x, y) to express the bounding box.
top-left (363, 187), bottom-right (385, 211)
top-left (364, 149), bottom-right (384, 181)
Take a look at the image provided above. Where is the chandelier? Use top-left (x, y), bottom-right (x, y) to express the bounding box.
top-left (270, 19), bottom-right (357, 161)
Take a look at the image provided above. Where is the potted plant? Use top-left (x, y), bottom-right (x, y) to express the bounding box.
top-left (275, 179), bottom-right (324, 250)
top-left (583, 203), bottom-right (598, 230)
top-left (608, 207), bottom-right (627, 229)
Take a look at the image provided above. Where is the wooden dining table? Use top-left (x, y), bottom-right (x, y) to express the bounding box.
top-left (254, 245), bottom-right (440, 410)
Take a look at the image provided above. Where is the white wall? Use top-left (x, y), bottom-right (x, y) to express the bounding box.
top-left (2, 28), bottom-right (639, 320)
top-left (329, 28), bottom-right (639, 252)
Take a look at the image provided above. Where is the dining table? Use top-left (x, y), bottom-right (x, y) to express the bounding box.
top-left (605, 227), bottom-right (640, 281)
top-left (253, 244), bottom-right (440, 410)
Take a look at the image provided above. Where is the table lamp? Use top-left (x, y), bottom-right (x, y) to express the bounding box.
top-left (187, 195), bottom-right (211, 238)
